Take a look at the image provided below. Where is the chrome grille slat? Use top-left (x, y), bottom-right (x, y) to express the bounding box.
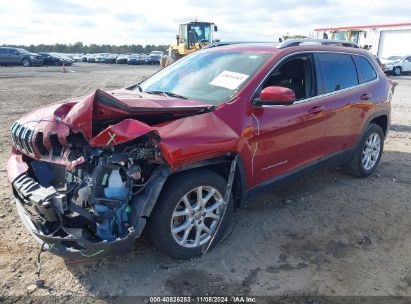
top-left (26, 128), bottom-right (34, 153)
top-left (10, 121), bottom-right (36, 155)
top-left (21, 127), bottom-right (30, 152)
top-left (16, 124), bottom-right (25, 151)
top-left (11, 122), bottom-right (18, 146)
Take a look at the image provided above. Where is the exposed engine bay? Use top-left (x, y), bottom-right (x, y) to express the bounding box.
top-left (17, 135), bottom-right (163, 245)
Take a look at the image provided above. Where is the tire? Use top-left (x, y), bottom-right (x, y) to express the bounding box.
top-left (148, 169), bottom-right (234, 259)
top-left (393, 66), bottom-right (402, 76)
top-left (22, 58), bottom-right (31, 67)
top-left (348, 123), bottom-right (384, 177)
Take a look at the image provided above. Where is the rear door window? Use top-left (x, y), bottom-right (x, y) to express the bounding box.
top-left (353, 55), bottom-right (377, 83)
top-left (0, 49), bottom-right (8, 54)
top-left (317, 53), bottom-right (359, 93)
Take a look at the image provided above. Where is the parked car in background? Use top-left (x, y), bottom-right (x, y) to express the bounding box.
top-left (7, 42), bottom-right (393, 260)
top-left (105, 54), bottom-right (118, 63)
top-left (127, 54), bottom-right (141, 65)
top-left (87, 54), bottom-right (97, 62)
top-left (95, 53), bottom-right (109, 63)
top-left (39, 52), bottom-right (65, 66)
top-left (52, 53), bottom-right (73, 65)
top-left (73, 54), bottom-right (84, 62)
top-left (381, 55), bottom-right (411, 76)
top-left (0, 47), bottom-right (43, 67)
top-left (116, 54), bottom-right (131, 64)
top-left (149, 50), bottom-right (164, 64)
top-left (142, 54), bottom-right (152, 65)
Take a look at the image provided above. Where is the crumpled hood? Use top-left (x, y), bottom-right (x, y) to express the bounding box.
top-left (18, 89), bottom-right (213, 142)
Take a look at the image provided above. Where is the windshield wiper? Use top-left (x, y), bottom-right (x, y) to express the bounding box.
top-left (145, 90), bottom-right (188, 100)
top-left (127, 83), bottom-right (143, 92)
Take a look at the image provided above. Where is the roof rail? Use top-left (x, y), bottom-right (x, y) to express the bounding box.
top-left (277, 38), bottom-right (359, 49)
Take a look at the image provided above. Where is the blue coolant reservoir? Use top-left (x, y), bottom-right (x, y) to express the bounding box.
top-left (103, 169), bottom-right (128, 200)
top-left (95, 203), bottom-right (129, 241)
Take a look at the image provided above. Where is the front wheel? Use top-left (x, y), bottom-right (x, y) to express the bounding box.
top-left (22, 58), bottom-right (31, 67)
top-left (393, 66), bottom-right (402, 76)
top-left (348, 123), bottom-right (384, 177)
top-left (148, 169), bottom-right (234, 259)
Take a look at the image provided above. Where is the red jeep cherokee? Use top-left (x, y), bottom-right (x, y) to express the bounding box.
top-left (7, 43), bottom-right (393, 259)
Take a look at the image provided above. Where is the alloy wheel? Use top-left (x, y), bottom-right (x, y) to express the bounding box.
top-left (22, 59), bottom-right (30, 67)
top-left (170, 186), bottom-right (224, 248)
top-left (362, 132), bottom-right (381, 170)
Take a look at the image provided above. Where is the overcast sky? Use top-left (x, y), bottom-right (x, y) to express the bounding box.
top-left (1, 0), bottom-right (410, 46)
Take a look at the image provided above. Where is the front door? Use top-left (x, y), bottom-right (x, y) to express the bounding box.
top-left (9, 49), bottom-right (21, 64)
top-left (403, 56), bottom-right (411, 72)
top-left (250, 54), bottom-right (329, 186)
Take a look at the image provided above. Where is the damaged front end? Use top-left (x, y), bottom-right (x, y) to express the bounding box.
top-left (6, 89), bottom-right (211, 258)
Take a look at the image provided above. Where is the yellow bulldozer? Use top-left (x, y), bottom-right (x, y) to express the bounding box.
top-left (160, 21), bottom-right (218, 67)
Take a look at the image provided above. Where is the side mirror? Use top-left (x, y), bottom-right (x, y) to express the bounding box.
top-left (214, 25), bottom-right (218, 32)
top-left (255, 86), bottom-right (295, 106)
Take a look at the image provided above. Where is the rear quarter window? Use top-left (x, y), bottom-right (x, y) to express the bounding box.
top-left (317, 53), bottom-right (359, 93)
top-left (353, 55), bottom-right (377, 83)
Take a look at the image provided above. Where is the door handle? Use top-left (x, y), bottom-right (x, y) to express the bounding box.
top-left (308, 106), bottom-right (326, 114)
top-left (360, 93), bottom-right (372, 100)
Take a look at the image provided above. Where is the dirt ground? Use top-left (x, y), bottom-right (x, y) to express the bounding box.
top-left (0, 63), bottom-right (410, 299)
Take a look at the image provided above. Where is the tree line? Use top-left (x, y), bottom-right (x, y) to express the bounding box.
top-left (1, 42), bottom-right (168, 54)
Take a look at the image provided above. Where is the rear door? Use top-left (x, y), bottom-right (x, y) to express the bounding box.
top-left (0, 48), bottom-right (9, 64)
top-left (315, 52), bottom-right (377, 156)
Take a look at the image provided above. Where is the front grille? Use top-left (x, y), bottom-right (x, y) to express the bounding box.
top-left (11, 122), bottom-right (34, 154)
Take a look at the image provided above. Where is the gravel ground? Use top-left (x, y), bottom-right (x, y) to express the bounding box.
top-left (0, 63), bottom-right (410, 299)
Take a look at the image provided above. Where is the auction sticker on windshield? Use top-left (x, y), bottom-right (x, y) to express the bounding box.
top-left (209, 71), bottom-right (249, 90)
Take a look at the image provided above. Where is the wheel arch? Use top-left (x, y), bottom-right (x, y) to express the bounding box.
top-left (169, 153), bottom-right (247, 208)
top-left (370, 114), bottom-right (388, 137)
top-left (348, 110), bottom-right (389, 161)
top-left (359, 110), bottom-right (389, 143)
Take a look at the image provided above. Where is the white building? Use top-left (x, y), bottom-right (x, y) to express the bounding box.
top-left (314, 22), bottom-right (411, 58)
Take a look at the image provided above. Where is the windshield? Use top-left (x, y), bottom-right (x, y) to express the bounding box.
top-left (190, 23), bottom-right (211, 43)
top-left (138, 51), bottom-right (270, 105)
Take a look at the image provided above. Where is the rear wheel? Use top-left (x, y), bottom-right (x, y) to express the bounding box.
top-left (22, 58), bottom-right (31, 67)
top-left (348, 123), bottom-right (384, 177)
top-left (148, 169), bottom-right (233, 259)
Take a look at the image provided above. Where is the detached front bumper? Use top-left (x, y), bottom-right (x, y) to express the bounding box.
top-left (15, 198), bottom-right (137, 259)
top-left (7, 154), bottom-right (138, 259)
